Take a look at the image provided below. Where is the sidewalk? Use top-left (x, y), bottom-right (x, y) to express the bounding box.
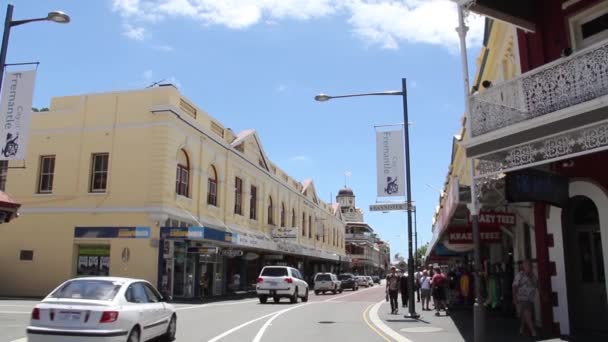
top-left (376, 299), bottom-right (562, 342)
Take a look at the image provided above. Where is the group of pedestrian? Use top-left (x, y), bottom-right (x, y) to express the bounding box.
top-left (385, 265), bottom-right (450, 316)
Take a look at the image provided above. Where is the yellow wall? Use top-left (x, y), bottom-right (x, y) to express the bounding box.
top-left (0, 85), bottom-right (346, 296)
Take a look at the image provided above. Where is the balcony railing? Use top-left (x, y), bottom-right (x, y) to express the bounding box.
top-left (345, 233), bottom-right (374, 241)
top-left (469, 40), bottom-right (608, 137)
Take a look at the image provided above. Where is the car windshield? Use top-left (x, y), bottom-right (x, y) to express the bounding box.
top-left (338, 275), bottom-right (352, 280)
top-left (49, 280), bottom-right (122, 301)
top-left (261, 268), bottom-right (288, 277)
top-left (315, 274), bottom-right (331, 281)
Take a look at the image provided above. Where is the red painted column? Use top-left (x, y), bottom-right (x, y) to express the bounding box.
top-left (534, 203), bottom-right (554, 334)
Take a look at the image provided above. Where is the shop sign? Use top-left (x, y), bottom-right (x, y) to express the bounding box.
top-left (243, 252), bottom-right (259, 261)
top-left (78, 246), bottom-right (110, 256)
top-left (506, 169), bottom-right (569, 207)
top-left (433, 177), bottom-right (460, 235)
top-left (447, 226), bottom-right (502, 244)
top-left (474, 211), bottom-right (516, 226)
top-left (221, 249), bottom-right (244, 258)
top-left (161, 227), bottom-right (204, 239)
top-left (187, 247), bottom-right (218, 255)
top-left (75, 227), bottom-right (151, 239)
top-left (271, 227), bottom-right (298, 239)
top-left (203, 227), bottom-right (233, 243)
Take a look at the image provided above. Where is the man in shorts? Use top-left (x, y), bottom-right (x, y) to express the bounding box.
top-left (431, 267), bottom-right (449, 316)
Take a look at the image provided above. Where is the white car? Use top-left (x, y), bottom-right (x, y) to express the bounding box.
top-left (355, 276), bottom-right (368, 287)
top-left (313, 273), bottom-right (342, 295)
top-left (256, 266), bottom-right (309, 304)
top-left (365, 276), bottom-right (374, 287)
top-left (27, 277), bottom-right (176, 342)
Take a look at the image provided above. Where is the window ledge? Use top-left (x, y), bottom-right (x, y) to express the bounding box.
top-left (88, 191), bottom-right (108, 196)
top-left (33, 192), bottom-right (53, 196)
top-left (176, 194), bottom-right (192, 201)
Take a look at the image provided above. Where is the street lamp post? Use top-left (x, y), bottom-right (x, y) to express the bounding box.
top-left (315, 78), bottom-right (419, 318)
top-left (0, 4), bottom-right (70, 93)
top-left (455, 3), bottom-right (485, 341)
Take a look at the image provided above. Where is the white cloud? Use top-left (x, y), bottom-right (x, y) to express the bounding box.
top-left (123, 23), bottom-right (145, 40)
top-left (289, 155), bottom-right (312, 162)
top-left (112, 0), bottom-right (484, 50)
top-left (152, 44), bottom-right (174, 52)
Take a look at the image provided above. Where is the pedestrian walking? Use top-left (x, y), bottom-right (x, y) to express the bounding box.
top-left (414, 267), bottom-right (423, 302)
top-left (431, 267), bottom-right (449, 316)
top-left (386, 266), bottom-right (400, 314)
top-left (419, 270), bottom-right (432, 310)
top-left (400, 272), bottom-right (409, 308)
top-left (512, 260), bottom-right (538, 338)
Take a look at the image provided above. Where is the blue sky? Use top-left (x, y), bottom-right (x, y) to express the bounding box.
top-left (6, 0), bottom-right (483, 259)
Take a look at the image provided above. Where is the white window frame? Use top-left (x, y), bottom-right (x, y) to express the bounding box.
top-left (569, 1), bottom-right (608, 50)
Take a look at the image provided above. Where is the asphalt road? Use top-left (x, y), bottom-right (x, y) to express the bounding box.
top-left (0, 284), bottom-right (389, 342)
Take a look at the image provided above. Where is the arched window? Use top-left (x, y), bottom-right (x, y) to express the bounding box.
top-left (176, 149), bottom-right (190, 197)
top-left (267, 196), bottom-right (274, 225)
top-left (280, 202), bottom-right (286, 227)
top-left (207, 165), bottom-right (218, 206)
top-left (292, 209), bottom-right (296, 228)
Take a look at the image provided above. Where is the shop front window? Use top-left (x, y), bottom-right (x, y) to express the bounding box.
top-left (77, 245), bottom-right (110, 277)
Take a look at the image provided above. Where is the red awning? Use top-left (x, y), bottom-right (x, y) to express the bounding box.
top-left (0, 191), bottom-right (21, 223)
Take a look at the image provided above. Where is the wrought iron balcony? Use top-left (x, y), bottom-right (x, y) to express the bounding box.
top-left (469, 40), bottom-right (608, 138)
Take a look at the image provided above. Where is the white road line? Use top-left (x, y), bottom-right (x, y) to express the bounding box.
top-left (207, 308), bottom-right (291, 342)
top-left (176, 299), bottom-right (258, 311)
top-left (207, 286), bottom-right (378, 341)
top-left (368, 300), bottom-right (413, 342)
top-left (0, 311), bottom-right (30, 314)
top-left (252, 303), bottom-right (310, 342)
top-left (9, 338), bottom-right (26, 342)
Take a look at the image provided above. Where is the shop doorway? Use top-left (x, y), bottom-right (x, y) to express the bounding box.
top-left (76, 245), bottom-right (110, 277)
top-left (172, 242), bottom-right (197, 298)
top-left (563, 196), bottom-right (608, 337)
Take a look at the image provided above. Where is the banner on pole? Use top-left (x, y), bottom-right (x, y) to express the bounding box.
top-left (376, 129), bottom-right (405, 197)
top-left (0, 70), bottom-right (37, 160)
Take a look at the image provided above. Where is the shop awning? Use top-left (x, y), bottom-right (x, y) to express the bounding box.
top-left (0, 191), bottom-right (20, 223)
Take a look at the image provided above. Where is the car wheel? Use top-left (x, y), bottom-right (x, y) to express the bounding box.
top-left (302, 288), bottom-right (309, 302)
top-left (290, 288), bottom-right (298, 304)
top-left (332, 287), bottom-right (337, 294)
top-left (273, 296), bottom-right (280, 303)
top-left (339, 289), bottom-right (343, 294)
top-left (322, 291), bottom-right (326, 295)
top-left (259, 296), bottom-right (268, 304)
top-left (164, 315), bottom-right (177, 341)
top-left (127, 327), bottom-right (140, 342)
top-left (314, 290), bottom-right (320, 295)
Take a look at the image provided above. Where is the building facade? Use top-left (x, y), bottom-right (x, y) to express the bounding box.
top-left (0, 85), bottom-right (347, 298)
top-left (433, 0), bottom-right (608, 339)
top-left (336, 188), bottom-right (388, 276)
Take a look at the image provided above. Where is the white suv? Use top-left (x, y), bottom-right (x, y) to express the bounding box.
top-left (314, 273), bottom-right (342, 295)
top-left (256, 266), bottom-right (309, 304)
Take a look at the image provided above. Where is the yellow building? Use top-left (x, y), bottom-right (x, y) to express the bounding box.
top-left (0, 84), bottom-right (347, 298)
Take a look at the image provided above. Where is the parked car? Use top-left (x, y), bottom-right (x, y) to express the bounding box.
top-left (256, 266), bottom-right (309, 304)
top-left (338, 273), bottom-right (359, 291)
top-left (372, 276), bottom-right (381, 284)
top-left (365, 276), bottom-right (374, 287)
top-left (313, 273), bottom-right (342, 295)
top-left (355, 276), bottom-right (368, 287)
top-left (27, 277), bottom-right (177, 342)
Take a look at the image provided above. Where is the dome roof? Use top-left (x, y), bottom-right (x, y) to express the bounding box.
top-left (338, 188), bottom-right (354, 196)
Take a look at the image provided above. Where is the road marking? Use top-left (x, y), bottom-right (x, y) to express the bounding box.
top-left (363, 303), bottom-right (392, 342)
top-left (176, 299), bottom-right (258, 311)
top-left (0, 310), bottom-right (30, 314)
top-left (252, 303), bottom-right (311, 342)
top-left (207, 286), bottom-right (377, 341)
top-left (9, 338), bottom-right (26, 342)
top-left (207, 307), bottom-right (296, 342)
top-left (368, 300), bottom-right (413, 342)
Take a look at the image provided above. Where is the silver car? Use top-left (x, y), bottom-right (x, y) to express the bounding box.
top-left (313, 273), bottom-right (342, 294)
